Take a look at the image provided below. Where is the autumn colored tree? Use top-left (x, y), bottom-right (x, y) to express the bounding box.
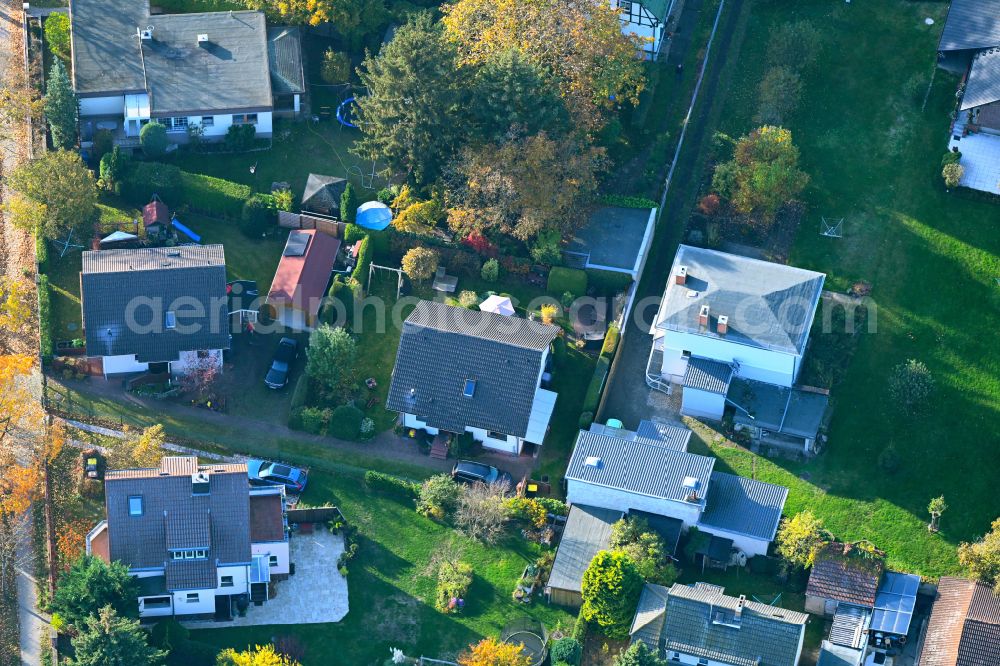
top-left (457, 637), bottom-right (531, 666)
top-left (0, 277), bottom-right (32, 334)
top-left (0, 66), bottom-right (44, 146)
top-left (445, 131), bottom-right (604, 241)
top-left (442, 0), bottom-right (645, 132)
top-left (401, 247), bottom-right (440, 282)
top-left (776, 510), bottom-right (828, 568)
top-left (8, 149), bottom-right (98, 240)
top-left (216, 644), bottom-right (301, 665)
top-left (106, 424), bottom-right (166, 471)
top-left (176, 355), bottom-right (221, 402)
top-left (711, 126), bottom-right (808, 224)
top-left (56, 518), bottom-right (94, 572)
top-left (958, 517), bottom-right (1000, 594)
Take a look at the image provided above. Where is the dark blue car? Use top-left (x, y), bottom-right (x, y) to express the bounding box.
top-left (247, 459), bottom-right (308, 493)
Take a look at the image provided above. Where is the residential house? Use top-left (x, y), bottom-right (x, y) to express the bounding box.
top-left (70, 0), bottom-right (305, 147)
top-left (564, 420), bottom-right (788, 557)
top-left (648, 245), bottom-right (829, 454)
top-left (86, 456), bottom-right (289, 620)
top-left (386, 301), bottom-right (560, 455)
top-left (545, 504), bottom-right (622, 607)
top-left (80, 245), bottom-right (230, 377)
top-left (804, 543), bottom-right (885, 618)
top-left (265, 230), bottom-right (341, 331)
top-left (630, 582), bottom-right (809, 666)
top-left (919, 577), bottom-right (1000, 666)
top-left (562, 206), bottom-right (657, 282)
top-left (611, 0), bottom-right (675, 59)
top-left (939, 0), bottom-right (1000, 194)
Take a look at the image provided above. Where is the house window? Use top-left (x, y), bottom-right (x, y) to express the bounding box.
top-left (698, 660), bottom-right (709, 666)
top-left (220, 575), bottom-right (234, 588)
top-left (682, 350), bottom-right (692, 358)
top-left (163, 116), bottom-right (188, 132)
top-left (185, 593), bottom-right (199, 603)
top-left (232, 113), bottom-right (258, 125)
top-left (268, 555), bottom-right (278, 567)
top-left (201, 116), bottom-right (214, 127)
top-left (619, 0), bottom-right (632, 12)
top-left (143, 596), bottom-right (171, 609)
top-left (197, 350), bottom-right (210, 359)
top-left (128, 496), bottom-right (143, 516)
top-left (165, 311), bottom-right (176, 330)
top-left (486, 431), bottom-right (507, 441)
top-left (171, 549), bottom-right (208, 560)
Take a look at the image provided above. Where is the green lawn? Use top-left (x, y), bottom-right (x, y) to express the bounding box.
top-left (703, 0), bottom-right (1000, 577)
top-left (186, 467), bottom-right (574, 665)
top-left (540, 346), bottom-right (597, 487)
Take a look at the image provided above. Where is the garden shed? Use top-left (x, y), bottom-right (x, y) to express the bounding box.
top-left (545, 504), bottom-right (622, 607)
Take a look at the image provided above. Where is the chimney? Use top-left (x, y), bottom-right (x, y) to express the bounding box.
top-left (698, 304), bottom-right (710, 327)
top-left (736, 594), bottom-right (746, 619)
top-left (197, 33), bottom-right (209, 45)
top-left (717, 315), bottom-right (728, 335)
top-left (675, 265), bottom-right (688, 285)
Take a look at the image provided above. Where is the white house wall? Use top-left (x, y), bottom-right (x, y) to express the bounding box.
top-left (661, 330), bottom-right (798, 387)
top-left (170, 588), bottom-right (216, 616)
top-left (80, 96), bottom-right (125, 116)
top-left (694, 523), bottom-right (770, 558)
top-left (102, 354), bottom-right (150, 375)
top-left (403, 414), bottom-right (523, 455)
top-left (680, 387), bottom-right (726, 420)
top-left (218, 563), bottom-right (250, 595)
top-left (170, 349), bottom-right (224, 376)
top-left (252, 541), bottom-right (290, 576)
top-left (621, 20), bottom-right (662, 57)
top-left (566, 480), bottom-right (703, 527)
top-left (161, 112), bottom-right (274, 140)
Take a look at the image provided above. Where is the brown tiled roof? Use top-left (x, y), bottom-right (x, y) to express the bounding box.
top-left (105, 457), bottom-right (246, 480)
top-left (249, 494), bottom-right (285, 543)
top-left (806, 543), bottom-right (885, 607)
top-left (921, 577), bottom-right (1000, 666)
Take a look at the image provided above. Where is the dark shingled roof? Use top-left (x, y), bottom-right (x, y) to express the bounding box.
top-left (631, 583), bottom-right (671, 651)
top-left (564, 206), bottom-right (654, 274)
top-left (728, 377), bottom-right (829, 440)
top-left (81, 245), bottom-right (230, 364)
top-left (386, 301), bottom-right (559, 438)
top-left (922, 577), bottom-right (1000, 666)
top-left (267, 27), bottom-right (305, 94)
top-left (70, 0), bottom-right (274, 114)
top-left (659, 583), bottom-right (808, 666)
top-left (698, 472), bottom-right (787, 541)
top-left (683, 357), bottom-right (733, 395)
top-left (938, 0), bottom-right (1000, 51)
top-left (301, 174), bottom-right (347, 216)
top-left (961, 48), bottom-right (1000, 110)
top-left (655, 245), bottom-right (825, 355)
top-left (806, 543), bottom-right (885, 608)
top-left (104, 457), bottom-right (251, 590)
top-left (547, 505), bottom-right (622, 594)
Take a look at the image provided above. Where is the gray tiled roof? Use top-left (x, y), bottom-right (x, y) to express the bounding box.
top-left (70, 0), bottom-right (274, 114)
top-left (386, 301), bottom-right (559, 437)
top-left (939, 0), bottom-right (1000, 51)
top-left (81, 246), bottom-right (230, 364)
top-left (961, 48), bottom-right (1000, 110)
top-left (818, 641), bottom-right (864, 666)
top-left (104, 457), bottom-right (251, 590)
top-left (565, 428), bottom-right (713, 505)
top-left (698, 472), bottom-right (787, 541)
top-left (728, 377), bottom-right (828, 439)
top-left (301, 174), bottom-right (347, 215)
top-left (631, 583), bottom-right (670, 651)
top-left (547, 505), bottom-right (622, 593)
top-left (267, 27), bottom-right (305, 94)
top-left (683, 357), bottom-right (733, 395)
top-left (661, 583), bottom-right (808, 666)
top-left (655, 245), bottom-right (825, 355)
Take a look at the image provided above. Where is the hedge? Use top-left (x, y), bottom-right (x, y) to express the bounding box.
top-left (289, 375), bottom-right (310, 412)
top-left (600, 194), bottom-right (658, 209)
top-left (35, 229), bottom-right (48, 274)
top-left (582, 355), bottom-right (610, 413)
top-left (363, 470), bottom-right (419, 501)
top-left (547, 267), bottom-right (587, 296)
top-left (586, 269), bottom-right (632, 296)
top-left (351, 235), bottom-right (372, 285)
top-left (120, 161), bottom-right (182, 205)
top-left (343, 223), bottom-right (367, 244)
top-left (180, 171), bottom-right (251, 217)
top-left (601, 322), bottom-right (620, 356)
top-left (38, 275), bottom-right (52, 361)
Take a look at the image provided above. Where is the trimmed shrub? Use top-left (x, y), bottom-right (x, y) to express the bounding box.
top-left (240, 192), bottom-right (275, 237)
top-left (180, 171), bottom-right (251, 217)
top-left (586, 268), bottom-right (632, 296)
top-left (600, 194), bottom-right (657, 209)
top-left (481, 257), bottom-right (499, 282)
top-left (941, 150), bottom-right (962, 168)
top-left (458, 290), bottom-right (479, 308)
top-left (547, 266), bottom-right (587, 296)
top-left (580, 550), bottom-right (644, 639)
top-left (139, 121), bottom-right (169, 157)
top-left (582, 355), bottom-right (610, 413)
top-left (272, 188), bottom-right (294, 212)
top-left (44, 12), bottom-right (71, 62)
top-left (363, 470), bottom-right (418, 501)
top-left (38, 274), bottom-right (52, 362)
top-left (601, 322), bottom-right (620, 356)
top-left (536, 497), bottom-right (569, 517)
top-left (299, 406), bottom-right (329, 434)
top-left (328, 404), bottom-right (365, 440)
top-left (343, 223), bottom-right (367, 244)
top-left (36, 228), bottom-right (49, 274)
top-left (435, 560), bottom-right (473, 612)
top-left (225, 123), bottom-right (256, 151)
top-left (121, 161), bottom-right (182, 205)
top-left (289, 375), bottom-right (310, 412)
top-left (417, 474), bottom-right (460, 520)
top-left (351, 235), bottom-right (372, 284)
top-left (550, 637), bottom-right (582, 666)
top-left (942, 162), bottom-right (964, 188)
top-left (341, 182), bottom-right (359, 223)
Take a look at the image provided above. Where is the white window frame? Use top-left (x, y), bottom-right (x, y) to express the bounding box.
top-left (201, 115), bottom-right (214, 127)
top-left (220, 575), bottom-right (234, 588)
top-left (128, 496), bottom-right (143, 516)
top-left (185, 592), bottom-right (199, 603)
top-left (164, 116), bottom-right (188, 133)
top-left (232, 113), bottom-right (259, 126)
top-left (268, 555), bottom-right (278, 567)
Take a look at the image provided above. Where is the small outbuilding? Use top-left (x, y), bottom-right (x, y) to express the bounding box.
top-left (805, 542), bottom-right (885, 617)
top-left (142, 196), bottom-right (170, 237)
top-left (301, 174), bottom-right (347, 218)
top-left (563, 206), bottom-right (657, 281)
top-left (545, 504), bottom-right (623, 607)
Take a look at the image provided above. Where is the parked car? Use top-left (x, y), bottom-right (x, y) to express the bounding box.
top-left (451, 460), bottom-right (514, 490)
top-left (264, 337), bottom-right (298, 389)
top-left (246, 459), bottom-right (308, 493)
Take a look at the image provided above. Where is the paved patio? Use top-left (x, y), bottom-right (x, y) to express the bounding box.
top-left (949, 112), bottom-right (1000, 194)
top-left (185, 529), bottom-right (349, 628)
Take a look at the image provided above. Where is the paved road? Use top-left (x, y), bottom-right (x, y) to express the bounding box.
top-left (601, 0), bottom-right (745, 430)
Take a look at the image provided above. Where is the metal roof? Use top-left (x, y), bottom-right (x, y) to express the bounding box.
top-left (829, 604), bottom-right (871, 649)
top-left (630, 583), bottom-right (670, 652)
top-left (661, 583), bottom-right (808, 666)
top-left (871, 572), bottom-right (920, 636)
top-left (588, 419), bottom-right (692, 451)
top-left (728, 377), bottom-right (828, 439)
top-left (81, 246), bottom-right (230, 364)
top-left (683, 357), bottom-right (733, 395)
top-left (267, 27), bottom-right (305, 94)
top-left (961, 48), bottom-right (1000, 110)
top-left (698, 472), bottom-right (788, 541)
top-left (546, 504), bottom-right (622, 594)
top-left (817, 641), bottom-right (863, 666)
top-left (938, 0), bottom-right (1000, 51)
top-left (655, 245), bottom-right (825, 355)
top-left (386, 301), bottom-right (559, 438)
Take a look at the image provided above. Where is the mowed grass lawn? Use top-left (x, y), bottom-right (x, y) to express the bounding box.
top-left (188, 467), bottom-right (574, 665)
top-left (708, 0), bottom-right (1000, 577)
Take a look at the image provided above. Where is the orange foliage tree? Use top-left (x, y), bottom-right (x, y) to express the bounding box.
top-left (457, 638), bottom-right (530, 666)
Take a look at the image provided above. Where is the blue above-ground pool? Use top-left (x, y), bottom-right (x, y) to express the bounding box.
top-left (355, 201), bottom-right (392, 231)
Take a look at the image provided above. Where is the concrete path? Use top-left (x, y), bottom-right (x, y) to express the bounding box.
top-left (16, 514), bottom-right (47, 666)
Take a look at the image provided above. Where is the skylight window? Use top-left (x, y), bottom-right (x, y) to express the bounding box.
top-left (128, 496), bottom-right (143, 516)
top-left (165, 311), bottom-right (176, 330)
top-left (463, 379), bottom-right (476, 398)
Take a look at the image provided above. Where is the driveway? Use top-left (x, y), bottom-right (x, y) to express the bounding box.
top-left (185, 529), bottom-right (348, 628)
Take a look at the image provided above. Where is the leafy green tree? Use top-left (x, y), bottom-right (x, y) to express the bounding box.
top-left (51, 556), bottom-right (139, 629)
top-left (471, 49), bottom-right (567, 142)
top-left (766, 20), bottom-right (823, 72)
top-left (580, 550), bottom-right (643, 639)
top-left (68, 606), bottom-right (166, 666)
top-left (887, 358), bottom-right (934, 414)
top-left (9, 150), bottom-right (97, 240)
top-left (959, 517), bottom-right (1000, 594)
top-left (609, 517), bottom-right (678, 586)
top-left (140, 121), bottom-right (169, 157)
top-left (99, 146), bottom-right (129, 193)
top-left (321, 48), bottom-right (352, 84)
top-left (305, 324), bottom-right (357, 401)
top-left (45, 60), bottom-right (77, 150)
top-left (550, 637), bottom-right (582, 666)
top-left (776, 510), bottom-right (827, 568)
top-left (354, 13), bottom-right (469, 185)
top-left (340, 181), bottom-right (359, 223)
top-left (711, 125), bottom-right (808, 224)
top-left (942, 162), bottom-right (964, 189)
top-left (481, 258), bottom-right (499, 282)
top-left (928, 496), bottom-right (947, 532)
top-left (44, 12), bottom-right (71, 62)
top-left (613, 641), bottom-right (667, 666)
top-left (755, 66), bottom-right (801, 126)
top-left (401, 246), bottom-right (440, 282)
top-left (417, 474), bottom-right (461, 520)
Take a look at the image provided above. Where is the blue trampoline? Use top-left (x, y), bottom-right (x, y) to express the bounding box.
top-left (355, 201), bottom-right (392, 231)
top-left (336, 96), bottom-right (359, 128)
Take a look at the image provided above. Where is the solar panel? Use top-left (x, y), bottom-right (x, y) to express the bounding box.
top-left (283, 231), bottom-right (311, 257)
